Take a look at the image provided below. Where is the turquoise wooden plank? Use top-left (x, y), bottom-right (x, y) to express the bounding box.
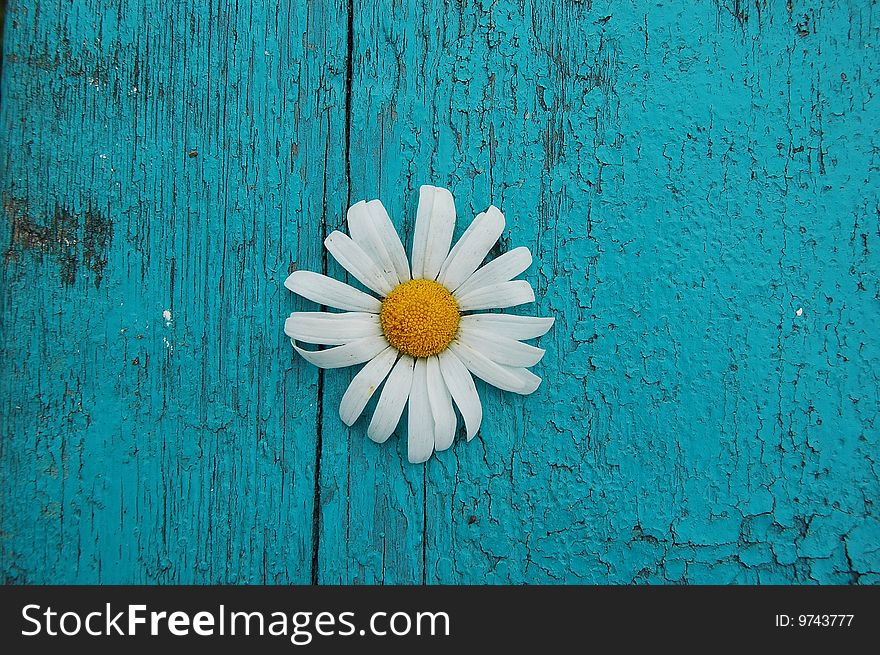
top-left (2, 0), bottom-right (879, 586)
top-left (0, 0), bottom-right (348, 583)
top-left (322, 0), bottom-right (879, 584)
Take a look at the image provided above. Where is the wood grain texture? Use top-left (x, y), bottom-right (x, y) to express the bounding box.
top-left (1, 0), bottom-right (878, 584)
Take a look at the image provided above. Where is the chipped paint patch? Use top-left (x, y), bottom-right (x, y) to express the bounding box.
top-left (3, 195), bottom-right (112, 288)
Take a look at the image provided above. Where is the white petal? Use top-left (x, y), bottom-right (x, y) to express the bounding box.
top-left (447, 341), bottom-right (542, 395)
top-left (284, 270), bottom-right (382, 313)
top-left (347, 201), bottom-right (400, 289)
top-left (284, 311), bottom-right (381, 346)
top-left (497, 365), bottom-right (541, 395)
top-left (426, 356), bottom-right (456, 452)
top-left (459, 314), bottom-right (555, 341)
top-left (437, 205), bottom-right (505, 291)
top-left (454, 246), bottom-right (533, 298)
top-left (367, 200), bottom-right (411, 283)
top-left (338, 346), bottom-right (398, 426)
top-left (325, 231), bottom-right (395, 296)
top-left (367, 355), bottom-right (415, 443)
top-left (499, 364), bottom-right (541, 396)
top-left (407, 358), bottom-right (434, 463)
top-left (438, 350), bottom-right (482, 441)
top-left (411, 185), bottom-right (455, 280)
top-left (455, 327), bottom-right (546, 367)
top-left (455, 280), bottom-right (535, 311)
top-left (293, 334), bottom-right (388, 369)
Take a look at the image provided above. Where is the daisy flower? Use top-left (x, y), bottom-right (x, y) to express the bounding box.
top-left (284, 185), bottom-right (554, 463)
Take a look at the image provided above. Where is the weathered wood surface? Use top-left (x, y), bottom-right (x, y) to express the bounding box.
top-left (1, 0), bottom-right (878, 584)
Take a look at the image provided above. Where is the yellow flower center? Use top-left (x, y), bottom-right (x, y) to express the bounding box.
top-left (380, 279), bottom-right (460, 358)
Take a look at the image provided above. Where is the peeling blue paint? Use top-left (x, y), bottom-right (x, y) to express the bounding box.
top-left (1, 0), bottom-right (878, 584)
